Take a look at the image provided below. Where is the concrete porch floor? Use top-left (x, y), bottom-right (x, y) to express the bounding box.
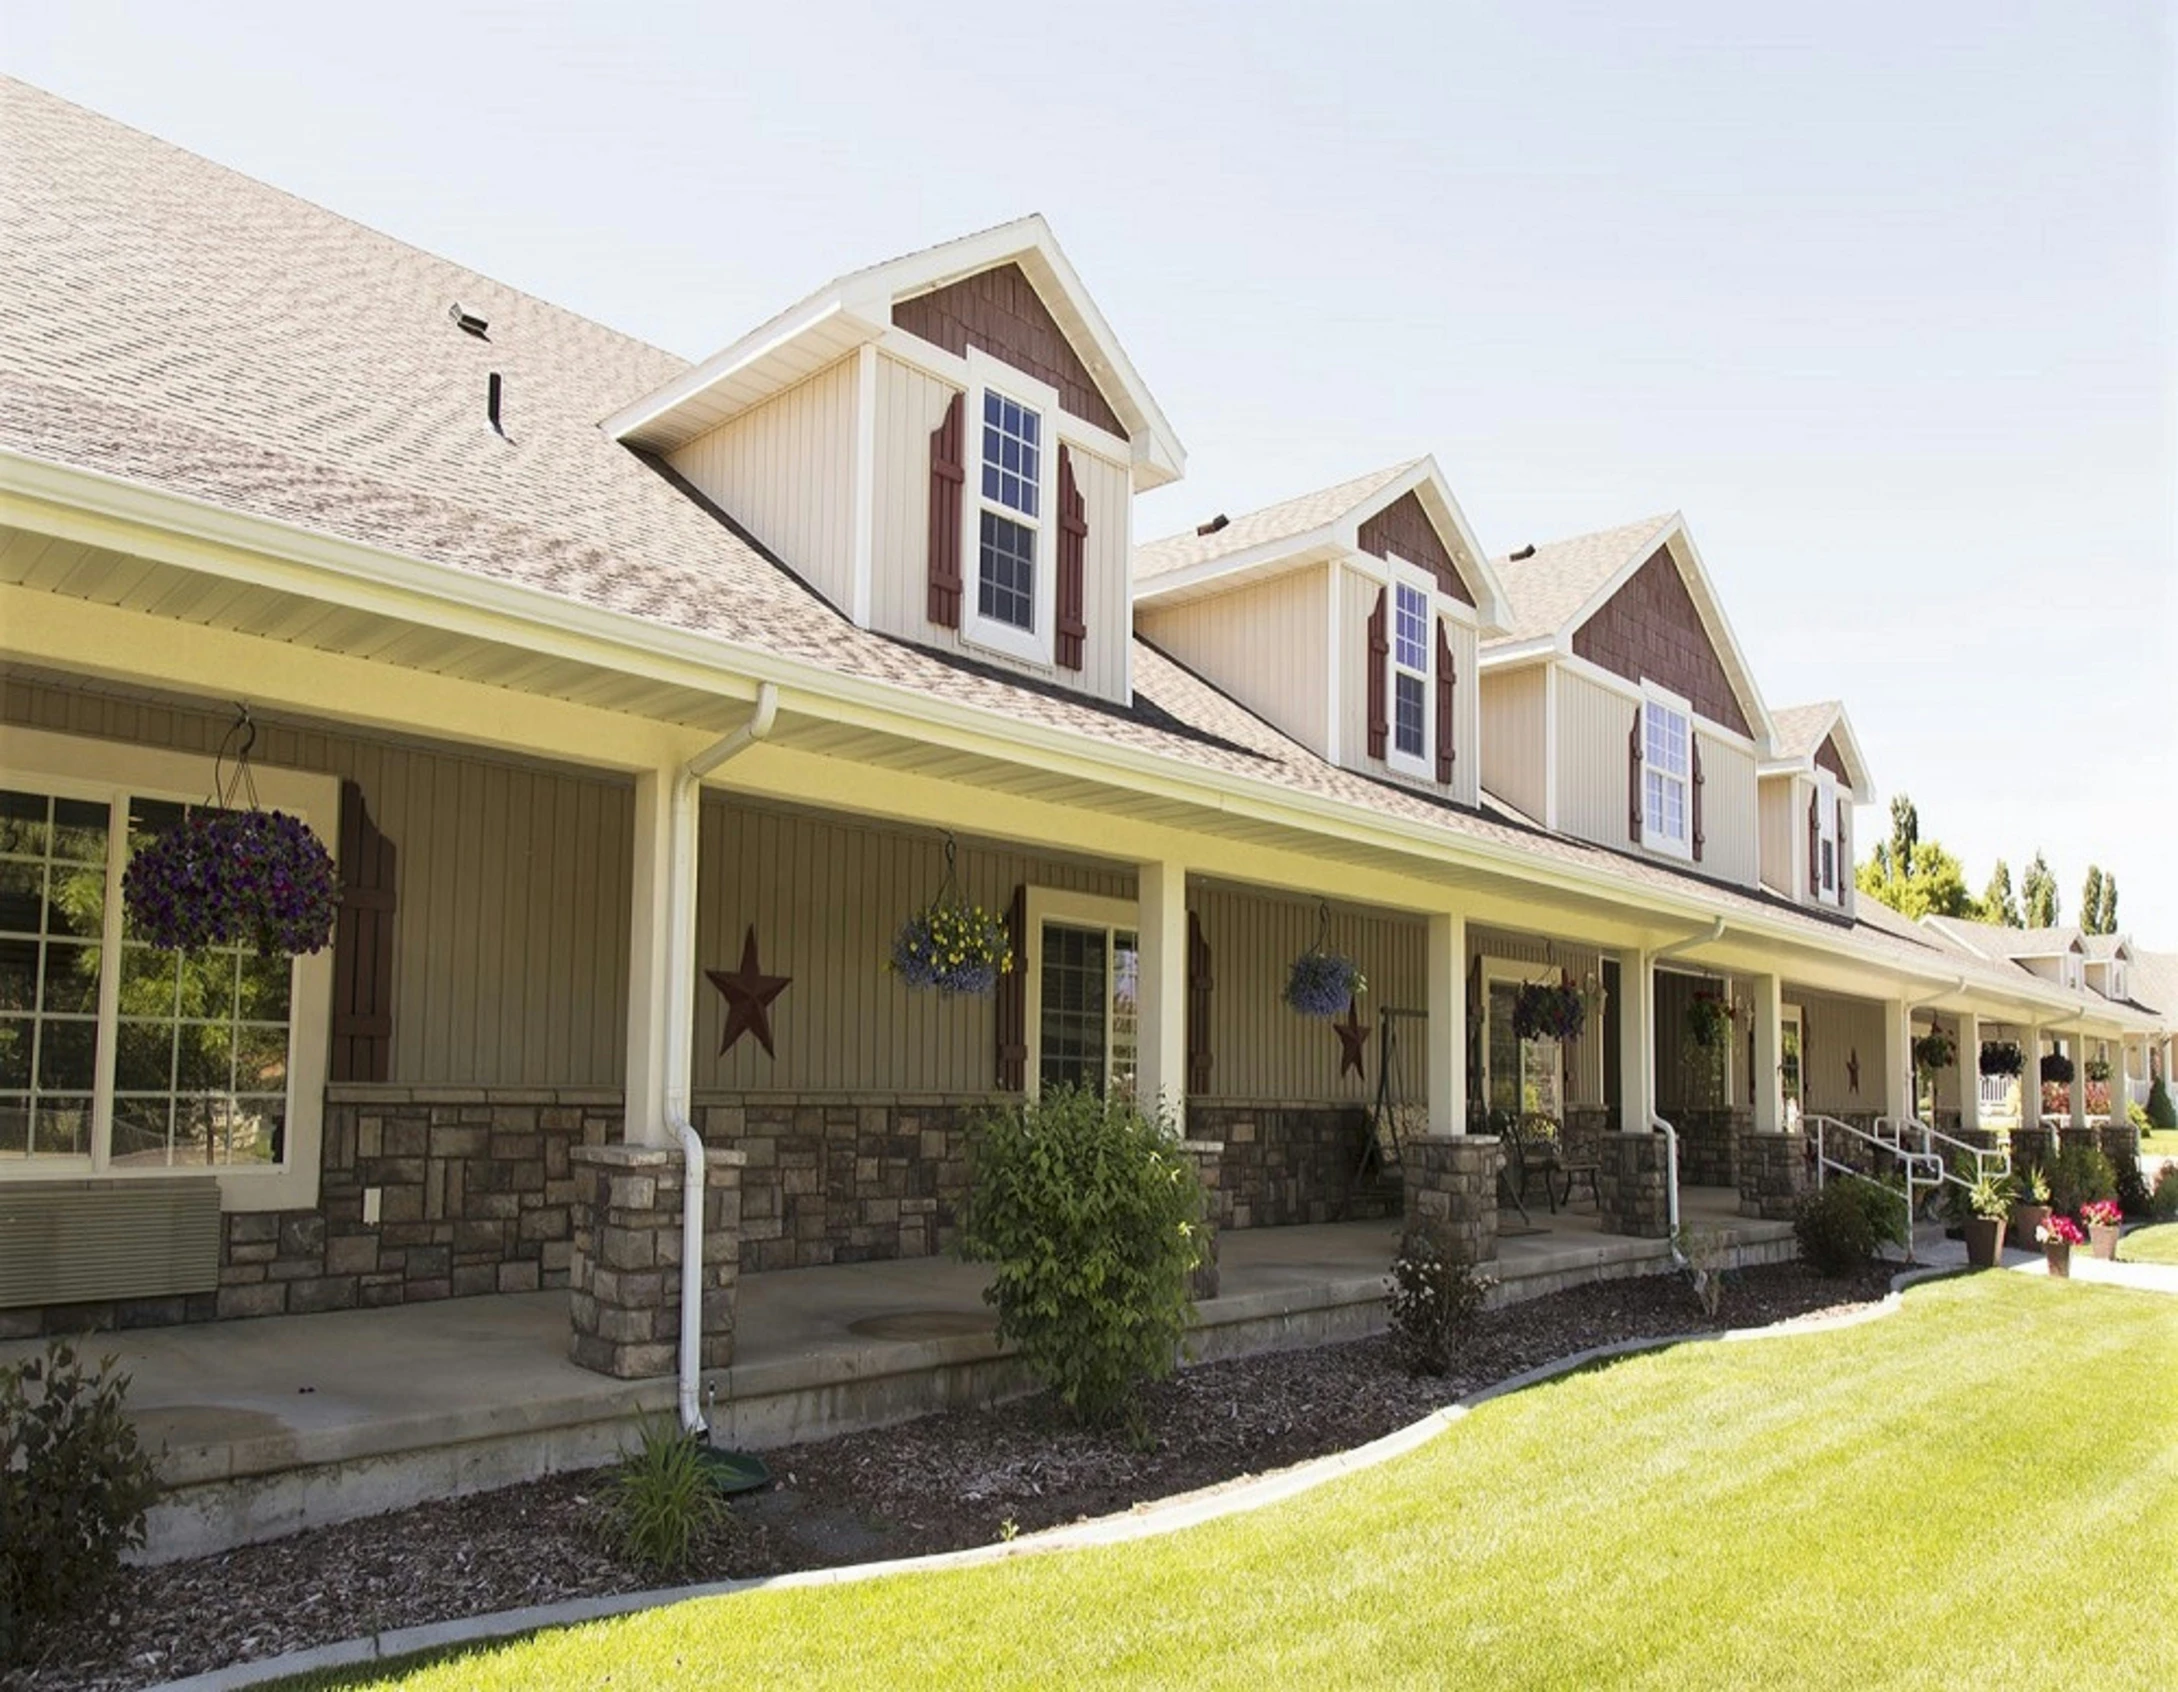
top-left (3, 1186), bottom-right (1786, 1560)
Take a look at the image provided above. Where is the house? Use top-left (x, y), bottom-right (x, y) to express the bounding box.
top-left (2, 74), bottom-right (2170, 1440)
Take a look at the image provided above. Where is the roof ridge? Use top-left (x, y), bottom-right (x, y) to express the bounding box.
top-left (1137, 457), bottom-right (1422, 555)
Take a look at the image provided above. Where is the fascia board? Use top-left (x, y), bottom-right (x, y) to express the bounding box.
top-left (601, 297), bottom-right (888, 446)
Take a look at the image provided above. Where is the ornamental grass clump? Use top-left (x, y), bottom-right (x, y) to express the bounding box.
top-left (889, 900), bottom-right (1013, 996)
top-left (608, 1417), bottom-right (724, 1576)
top-left (122, 808), bottom-right (337, 958)
top-left (958, 1085), bottom-right (1204, 1429)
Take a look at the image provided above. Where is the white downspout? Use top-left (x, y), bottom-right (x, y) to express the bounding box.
top-left (1648, 916), bottom-right (1725, 1251)
top-left (664, 683), bottom-right (778, 1436)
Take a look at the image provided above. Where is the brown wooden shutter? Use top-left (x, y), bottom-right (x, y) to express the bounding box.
top-left (1628, 705), bottom-right (1644, 843)
top-left (1365, 588), bottom-right (1389, 760)
top-left (1808, 792), bottom-right (1822, 895)
top-left (927, 391), bottom-right (965, 628)
top-left (995, 883), bottom-right (1028, 1091)
top-left (1433, 619), bottom-right (1456, 785)
top-left (1055, 445), bottom-right (1087, 671)
top-left (1691, 736), bottom-right (1705, 863)
top-left (331, 779), bottom-right (396, 1084)
top-left (1186, 911), bottom-right (1214, 1093)
top-left (1836, 798), bottom-right (1848, 899)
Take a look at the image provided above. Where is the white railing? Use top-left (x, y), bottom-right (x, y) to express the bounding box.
top-left (1808, 1114), bottom-right (1934, 1265)
top-left (1876, 1115), bottom-right (2011, 1198)
top-left (1978, 1075), bottom-right (2017, 1114)
top-left (2126, 1076), bottom-right (2151, 1112)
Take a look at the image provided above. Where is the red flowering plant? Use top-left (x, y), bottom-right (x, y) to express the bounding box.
top-left (2036, 1215), bottom-right (2085, 1247)
top-left (2079, 1200), bottom-right (2122, 1230)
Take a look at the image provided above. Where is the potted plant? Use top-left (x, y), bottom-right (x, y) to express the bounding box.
top-left (1963, 1171), bottom-right (2015, 1269)
top-left (2081, 1198), bottom-right (2122, 1261)
top-left (1685, 990), bottom-right (1736, 1051)
top-left (889, 899), bottom-right (1014, 996)
top-left (1979, 1040), bottom-right (2024, 1078)
top-left (2010, 1165), bottom-right (2052, 1251)
top-left (1911, 1027), bottom-right (1957, 1074)
top-left (2036, 1213), bottom-right (2083, 1278)
top-left (1512, 975), bottom-right (1585, 1044)
top-left (1285, 947), bottom-right (1365, 1019)
top-left (123, 806), bottom-right (338, 957)
top-left (2040, 1051), bottom-right (2075, 1087)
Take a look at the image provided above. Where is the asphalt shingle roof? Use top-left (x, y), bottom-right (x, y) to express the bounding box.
top-left (1769, 702), bottom-right (1841, 761)
top-left (1134, 461), bottom-right (1418, 580)
top-left (1487, 514), bottom-right (1676, 643)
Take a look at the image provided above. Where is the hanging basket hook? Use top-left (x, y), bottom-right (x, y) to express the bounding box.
top-left (211, 703), bottom-right (261, 813)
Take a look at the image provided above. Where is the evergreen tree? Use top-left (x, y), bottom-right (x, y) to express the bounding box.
top-left (2021, 851), bottom-right (2059, 928)
top-left (2081, 866), bottom-right (2105, 934)
top-left (1981, 859), bottom-right (2020, 927)
top-left (2100, 875), bottom-right (2118, 934)
top-left (1887, 795), bottom-right (1920, 875)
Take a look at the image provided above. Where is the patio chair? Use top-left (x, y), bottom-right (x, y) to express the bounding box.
top-left (1505, 1113), bottom-right (1567, 1216)
top-left (1556, 1114), bottom-right (1603, 1212)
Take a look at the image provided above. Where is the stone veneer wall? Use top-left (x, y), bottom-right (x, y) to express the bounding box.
top-left (1598, 1133), bottom-right (1673, 1238)
top-left (1674, 1108), bottom-right (1748, 1189)
top-left (1737, 1131), bottom-right (1808, 1222)
top-left (1403, 1135), bottom-right (1500, 1265)
top-left (0, 1086), bottom-right (618, 1338)
top-left (1189, 1103), bottom-right (1398, 1230)
top-left (567, 1143), bottom-right (742, 1379)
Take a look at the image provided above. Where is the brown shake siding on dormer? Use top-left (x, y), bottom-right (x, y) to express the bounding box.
top-left (892, 263), bottom-right (1125, 436)
top-left (1815, 733), bottom-right (1850, 785)
top-left (1571, 548), bottom-right (1752, 737)
top-left (1357, 491), bottom-right (1478, 606)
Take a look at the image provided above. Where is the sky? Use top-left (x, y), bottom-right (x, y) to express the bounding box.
top-left (6, 0), bottom-right (2174, 938)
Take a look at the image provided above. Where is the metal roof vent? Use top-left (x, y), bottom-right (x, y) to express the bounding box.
top-left (450, 304), bottom-right (489, 339)
top-left (487, 372), bottom-right (506, 436)
top-left (1509, 543), bottom-right (1536, 561)
top-left (1195, 513), bottom-right (1229, 537)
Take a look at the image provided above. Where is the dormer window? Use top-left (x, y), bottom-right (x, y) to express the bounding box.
top-left (961, 353), bottom-right (1062, 666)
top-left (1814, 769), bottom-right (1841, 904)
top-left (1641, 685), bottom-right (1693, 859)
top-left (2112, 963), bottom-right (2127, 1001)
top-left (1388, 569), bottom-right (1433, 778)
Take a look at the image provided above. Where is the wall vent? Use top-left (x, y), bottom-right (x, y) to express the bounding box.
top-left (0, 1179), bottom-right (221, 1310)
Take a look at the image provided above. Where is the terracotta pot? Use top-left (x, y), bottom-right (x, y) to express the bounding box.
top-left (1963, 1216), bottom-right (2005, 1269)
top-left (2012, 1204), bottom-right (2050, 1250)
top-left (2090, 1223), bottom-right (2121, 1262)
top-left (2044, 1240), bottom-right (2071, 1278)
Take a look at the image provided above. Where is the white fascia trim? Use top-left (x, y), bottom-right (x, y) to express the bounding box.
top-left (602, 297), bottom-right (890, 446)
top-left (1477, 637), bottom-right (1557, 670)
top-left (0, 451), bottom-right (2125, 1033)
top-left (1559, 652), bottom-right (1760, 755)
top-left (1391, 455), bottom-right (1514, 636)
top-left (1131, 530), bottom-right (1344, 606)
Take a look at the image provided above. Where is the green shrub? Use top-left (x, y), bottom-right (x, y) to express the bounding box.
top-left (2048, 1143), bottom-right (2117, 1215)
top-left (1, 1341), bottom-right (160, 1666)
top-left (1385, 1226), bottom-right (1496, 1374)
top-left (2149, 1076), bottom-right (2177, 1133)
top-left (2129, 1100), bottom-right (2153, 1133)
top-left (608, 1417), bottom-right (723, 1575)
top-left (2151, 1164), bottom-right (2178, 1222)
top-left (958, 1084), bottom-right (1205, 1428)
top-left (2115, 1158), bottom-right (2151, 1219)
top-left (1794, 1179), bottom-right (1907, 1277)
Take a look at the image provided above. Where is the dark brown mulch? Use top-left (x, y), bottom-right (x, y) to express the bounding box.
top-left (8, 1259), bottom-right (1898, 1692)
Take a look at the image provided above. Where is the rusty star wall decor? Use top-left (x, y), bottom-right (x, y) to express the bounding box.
top-left (707, 925), bottom-right (791, 1058)
top-left (1334, 997), bottom-right (1371, 1080)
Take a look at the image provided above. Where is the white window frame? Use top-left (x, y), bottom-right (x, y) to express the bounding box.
top-left (1639, 683), bottom-right (1694, 861)
top-left (959, 348), bottom-right (1061, 669)
top-left (1781, 1003), bottom-right (1805, 1123)
top-left (0, 725), bottom-right (335, 1211)
top-left (1022, 887), bottom-right (1139, 1097)
top-left (1478, 957), bottom-right (1565, 1121)
top-left (1813, 769), bottom-right (1842, 906)
top-left (1383, 556), bottom-right (1436, 783)
top-left (2110, 963), bottom-right (2127, 1002)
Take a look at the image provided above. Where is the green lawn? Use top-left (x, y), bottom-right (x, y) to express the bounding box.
top-left (290, 1277), bottom-right (2178, 1692)
top-left (2119, 1223), bottom-right (2178, 1265)
top-left (2140, 1129), bottom-right (2178, 1158)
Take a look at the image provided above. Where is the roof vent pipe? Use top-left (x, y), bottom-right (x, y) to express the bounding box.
top-left (1510, 544), bottom-right (1537, 561)
top-left (487, 372), bottom-right (504, 436)
top-left (1195, 514), bottom-right (1229, 537)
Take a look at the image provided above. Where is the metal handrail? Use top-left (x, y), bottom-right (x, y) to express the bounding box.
top-left (1875, 1115), bottom-right (2011, 1194)
top-left (1806, 1113), bottom-right (1932, 1266)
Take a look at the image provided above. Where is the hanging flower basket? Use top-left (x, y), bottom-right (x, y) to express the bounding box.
top-left (1685, 990), bottom-right (1737, 1051)
top-left (1512, 976), bottom-right (1585, 1043)
top-left (1911, 1028), bottom-right (1957, 1073)
top-left (887, 833), bottom-right (1012, 996)
top-left (2040, 1052), bottom-right (2075, 1087)
top-left (124, 808), bottom-right (338, 959)
top-left (1979, 1040), bottom-right (2024, 1078)
top-left (1284, 902), bottom-right (1366, 1020)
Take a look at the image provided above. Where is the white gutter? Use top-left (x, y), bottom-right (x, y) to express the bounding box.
top-left (1645, 917), bottom-right (1725, 1250)
top-left (662, 683), bottom-right (779, 1435)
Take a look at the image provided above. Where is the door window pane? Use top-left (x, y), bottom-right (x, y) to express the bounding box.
top-left (1040, 922), bottom-right (1108, 1093)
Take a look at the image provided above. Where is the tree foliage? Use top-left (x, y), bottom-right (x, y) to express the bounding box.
top-left (2080, 866), bottom-right (2119, 935)
top-left (1981, 859), bottom-right (2020, 928)
top-left (1854, 793), bottom-right (1977, 920)
top-left (2020, 852), bottom-right (2059, 928)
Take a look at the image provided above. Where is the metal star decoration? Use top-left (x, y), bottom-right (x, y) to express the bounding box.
top-left (1334, 997), bottom-right (1371, 1080)
top-left (1846, 1047), bottom-right (1860, 1094)
top-left (707, 925), bottom-right (791, 1058)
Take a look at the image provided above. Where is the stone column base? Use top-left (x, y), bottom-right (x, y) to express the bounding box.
top-left (1402, 1135), bottom-right (1500, 1265)
top-left (1737, 1130), bottom-right (1807, 1222)
top-left (568, 1142), bottom-right (745, 1380)
top-left (1599, 1132), bottom-right (1672, 1238)
top-left (1177, 1139), bottom-right (1225, 1300)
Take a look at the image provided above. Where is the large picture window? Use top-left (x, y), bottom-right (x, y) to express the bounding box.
top-left (1641, 688), bottom-right (1692, 858)
top-left (0, 728), bottom-right (334, 1208)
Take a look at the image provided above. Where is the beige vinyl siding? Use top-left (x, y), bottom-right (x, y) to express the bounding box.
top-left (1135, 566), bottom-right (1331, 757)
top-left (1787, 987), bottom-right (1891, 1117)
top-left (667, 357), bottom-right (858, 613)
top-left (1334, 562), bottom-right (1478, 803)
top-left (1554, 665), bottom-right (1635, 848)
top-left (1190, 883), bottom-right (1425, 1103)
top-left (869, 352), bottom-right (1131, 705)
top-left (2, 676), bottom-right (632, 1087)
top-left (1759, 773), bottom-right (1798, 897)
top-left (1441, 615), bottom-right (1480, 808)
top-left (1653, 968), bottom-right (1745, 1110)
top-left (695, 798), bottom-right (1131, 1094)
top-left (1469, 926), bottom-right (1606, 1107)
top-left (1479, 662), bottom-right (1547, 823)
top-left (1694, 730), bottom-right (1758, 888)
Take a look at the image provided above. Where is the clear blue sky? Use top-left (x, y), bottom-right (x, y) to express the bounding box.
top-left (7, 1), bottom-right (2173, 938)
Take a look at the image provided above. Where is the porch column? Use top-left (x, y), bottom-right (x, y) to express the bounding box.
top-left (1134, 859), bottom-right (1189, 1124)
top-left (1618, 947), bottom-right (1651, 1133)
top-left (2070, 1033), bottom-right (2090, 1129)
top-left (1957, 1010), bottom-right (1982, 1132)
top-left (1426, 911), bottom-right (1467, 1132)
top-left (1750, 973), bottom-right (1784, 1134)
top-left (1883, 997), bottom-right (1911, 1125)
top-left (624, 766), bottom-right (679, 1149)
top-left (2020, 1024), bottom-right (2042, 1129)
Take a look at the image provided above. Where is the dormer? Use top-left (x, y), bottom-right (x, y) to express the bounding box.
top-left (2084, 936), bottom-right (2133, 1003)
top-left (1759, 701), bottom-right (1874, 916)
top-left (1132, 460), bottom-right (1511, 806)
top-left (1478, 514), bottom-right (1774, 889)
top-left (605, 218), bottom-right (1185, 708)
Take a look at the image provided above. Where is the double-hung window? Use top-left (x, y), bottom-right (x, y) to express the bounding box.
top-left (962, 352), bottom-right (1059, 667)
top-left (1386, 563), bottom-right (1433, 779)
top-left (1640, 688), bottom-right (1692, 858)
top-left (0, 727), bottom-right (333, 1208)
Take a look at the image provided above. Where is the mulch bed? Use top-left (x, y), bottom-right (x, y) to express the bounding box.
top-left (10, 1259), bottom-right (1897, 1692)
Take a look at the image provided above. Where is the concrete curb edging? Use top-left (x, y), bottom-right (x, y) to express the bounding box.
top-left (143, 1263), bottom-right (2118, 1692)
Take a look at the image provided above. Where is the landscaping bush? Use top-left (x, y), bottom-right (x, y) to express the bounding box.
top-left (2115, 1158), bottom-right (2152, 1220)
top-left (2148, 1076), bottom-right (2177, 1133)
top-left (959, 1084), bottom-right (1205, 1428)
top-left (2047, 1143), bottom-right (2117, 1217)
top-left (1, 1341), bottom-right (160, 1666)
top-left (2151, 1164), bottom-right (2178, 1223)
top-left (1385, 1225), bottom-right (1497, 1375)
top-left (608, 1417), bottom-right (723, 1575)
top-left (1794, 1179), bottom-right (1907, 1277)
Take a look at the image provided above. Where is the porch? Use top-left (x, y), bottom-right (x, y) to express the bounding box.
top-left (15, 1186), bottom-right (1781, 1562)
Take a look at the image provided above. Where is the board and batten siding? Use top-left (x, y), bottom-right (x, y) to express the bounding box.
top-left (1789, 986), bottom-right (1891, 1117)
top-left (869, 352), bottom-right (1132, 705)
top-left (1335, 562), bottom-right (1479, 806)
top-left (1135, 566), bottom-right (1331, 757)
top-left (1468, 926), bottom-right (1606, 1108)
top-left (1479, 663), bottom-right (1547, 823)
top-left (2, 677), bottom-right (633, 1087)
top-left (1695, 731), bottom-right (1758, 888)
top-left (666, 357), bottom-right (859, 614)
top-left (1758, 773), bottom-right (1797, 898)
top-left (1191, 884), bottom-right (1425, 1104)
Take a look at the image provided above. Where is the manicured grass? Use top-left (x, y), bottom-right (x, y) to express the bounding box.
top-left (289, 1277), bottom-right (2178, 1692)
top-left (2140, 1129), bottom-right (2178, 1157)
top-left (2118, 1222), bottom-right (2178, 1265)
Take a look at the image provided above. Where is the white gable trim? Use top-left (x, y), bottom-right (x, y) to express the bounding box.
top-left (1759, 702), bottom-right (1876, 797)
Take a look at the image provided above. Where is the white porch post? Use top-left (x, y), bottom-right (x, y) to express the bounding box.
top-left (623, 767), bottom-right (678, 1149)
top-left (1750, 973), bottom-right (1783, 1134)
top-left (1884, 998), bottom-right (1911, 1125)
top-left (1619, 947), bottom-right (1652, 1133)
top-left (2070, 1033), bottom-right (2090, 1129)
top-left (1134, 860), bottom-right (1189, 1126)
top-left (2020, 1024), bottom-right (2042, 1129)
top-left (1957, 1010), bottom-right (1982, 1132)
top-left (1426, 911), bottom-right (1467, 1132)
